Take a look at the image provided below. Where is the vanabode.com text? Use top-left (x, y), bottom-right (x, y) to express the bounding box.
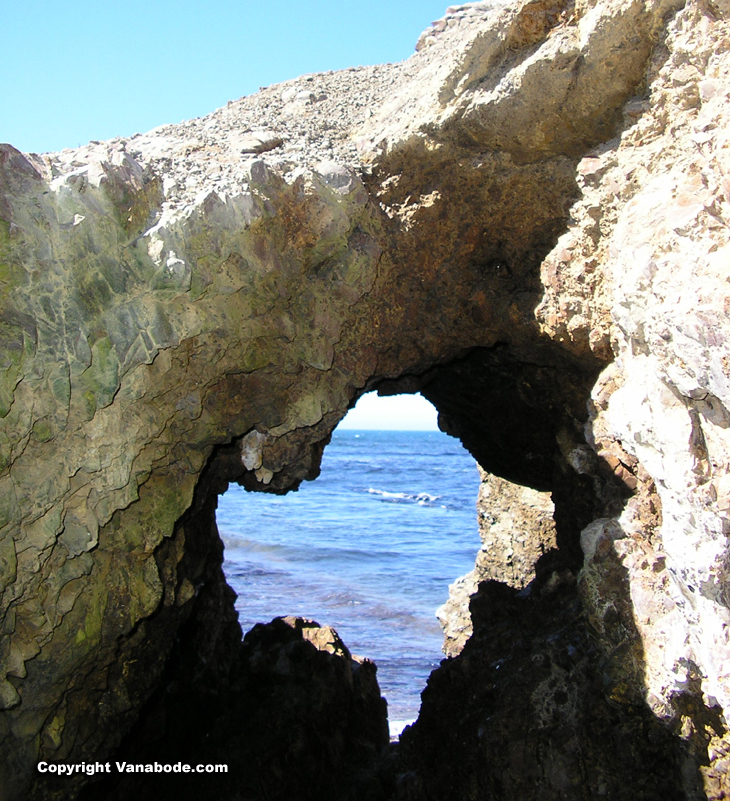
top-left (38, 761), bottom-right (228, 776)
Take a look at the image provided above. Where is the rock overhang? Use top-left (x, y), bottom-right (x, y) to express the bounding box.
top-left (2, 0), bottom-right (730, 797)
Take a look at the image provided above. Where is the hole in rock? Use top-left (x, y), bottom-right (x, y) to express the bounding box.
top-left (218, 392), bottom-right (480, 738)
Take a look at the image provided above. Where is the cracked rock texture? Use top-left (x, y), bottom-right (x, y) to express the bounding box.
top-left (1, 0), bottom-right (730, 798)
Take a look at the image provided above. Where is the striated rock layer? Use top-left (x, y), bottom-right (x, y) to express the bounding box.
top-left (1, 0), bottom-right (730, 797)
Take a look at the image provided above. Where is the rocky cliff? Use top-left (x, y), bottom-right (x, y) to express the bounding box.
top-left (1, 0), bottom-right (730, 798)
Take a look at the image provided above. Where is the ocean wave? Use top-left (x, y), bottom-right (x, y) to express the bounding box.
top-left (366, 488), bottom-right (441, 506)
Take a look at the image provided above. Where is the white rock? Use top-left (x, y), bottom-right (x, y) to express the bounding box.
top-left (314, 160), bottom-right (357, 194)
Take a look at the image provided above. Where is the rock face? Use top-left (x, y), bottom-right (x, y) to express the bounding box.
top-left (396, 579), bottom-right (693, 801)
top-left (76, 616), bottom-right (388, 801)
top-left (438, 468), bottom-right (556, 656)
top-left (1, 0), bottom-right (730, 798)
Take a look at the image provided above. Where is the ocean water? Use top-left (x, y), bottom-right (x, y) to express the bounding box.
top-left (217, 429), bottom-right (480, 733)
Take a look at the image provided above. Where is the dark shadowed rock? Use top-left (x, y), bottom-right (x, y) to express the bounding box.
top-left (2, 0), bottom-right (730, 797)
top-left (77, 616), bottom-right (388, 801)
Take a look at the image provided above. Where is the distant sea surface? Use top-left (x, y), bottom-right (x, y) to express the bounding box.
top-left (218, 429), bottom-right (480, 733)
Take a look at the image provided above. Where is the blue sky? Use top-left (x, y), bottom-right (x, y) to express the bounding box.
top-left (2, 0), bottom-right (450, 154)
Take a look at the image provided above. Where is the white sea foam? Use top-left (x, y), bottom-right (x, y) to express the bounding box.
top-left (367, 488), bottom-right (406, 499)
top-left (367, 488), bottom-right (440, 505)
top-left (389, 719), bottom-right (415, 741)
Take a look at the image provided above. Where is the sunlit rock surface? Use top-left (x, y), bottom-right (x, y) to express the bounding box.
top-left (2, 0), bottom-right (730, 797)
top-left (438, 468), bottom-right (556, 656)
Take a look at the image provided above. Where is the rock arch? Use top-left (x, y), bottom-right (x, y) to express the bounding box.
top-left (2, 0), bottom-right (730, 797)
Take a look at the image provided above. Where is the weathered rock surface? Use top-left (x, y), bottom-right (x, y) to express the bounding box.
top-left (438, 467), bottom-right (556, 656)
top-left (535, 0), bottom-right (730, 793)
top-left (1, 0), bottom-right (730, 798)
